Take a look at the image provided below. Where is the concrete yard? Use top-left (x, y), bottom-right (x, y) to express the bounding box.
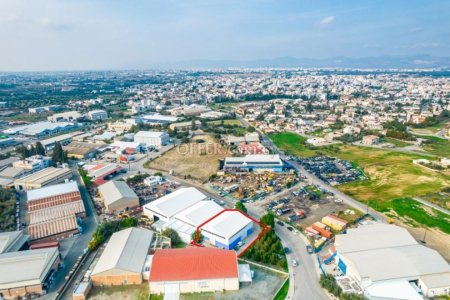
top-left (180, 267), bottom-right (287, 300)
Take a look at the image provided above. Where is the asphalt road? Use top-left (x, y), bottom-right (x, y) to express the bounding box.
top-left (129, 149), bottom-right (331, 300)
top-left (41, 167), bottom-right (98, 300)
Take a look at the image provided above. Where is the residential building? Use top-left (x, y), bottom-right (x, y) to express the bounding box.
top-left (12, 155), bottom-right (51, 172)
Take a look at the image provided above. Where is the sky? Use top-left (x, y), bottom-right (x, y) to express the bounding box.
top-left (0, 0), bottom-right (449, 71)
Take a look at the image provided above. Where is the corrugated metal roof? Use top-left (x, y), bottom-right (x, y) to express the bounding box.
top-left (0, 231), bottom-right (29, 254)
top-left (29, 201), bottom-right (85, 224)
top-left (27, 181), bottom-right (79, 202)
top-left (143, 187), bottom-right (206, 219)
top-left (14, 167), bottom-right (72, 186)
top-left (0, 248), bottom-right (59, 290)
top-left (91, 227), bottom-right (153, 276)
top-left (98, 180), bottom-right (138, 208)
top-left (149, 248), bottom-right (238, 281)
top-left (28, 215), bottom-right (79, 240)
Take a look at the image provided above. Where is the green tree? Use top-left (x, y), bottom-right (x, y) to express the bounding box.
top-left (51, 141), bottom-right (67, 166)
top-left (260, 212), bottom-right (275, 228)
top-left (235, 201), bottom-right (248, 214)
top-left (162, 228), bottom-right (182, 246)
top-left (35, 141), bottom-right (46, 156)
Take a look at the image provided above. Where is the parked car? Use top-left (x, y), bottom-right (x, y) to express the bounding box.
top-left (284, 247), bottom-right (290, 254)
top-left (287, 226), bottom-right (294, 231)
top-left (276, 220), bottom-right (284, 226)
top-left (306, 245), bottom-right (314, 254)
top-left (292, 260), bottom-right (298, 267)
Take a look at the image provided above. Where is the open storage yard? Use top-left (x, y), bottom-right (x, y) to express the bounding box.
top-left (146, 135), bottom-right (231, 181)
top-left (210, 171), bottom-right (300, 201)
top-left (298, 156), bottom-right (366, 185)
top-left (265, 184), bottom-right (363, 229)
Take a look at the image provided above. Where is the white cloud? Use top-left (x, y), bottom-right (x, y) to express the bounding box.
top-left (319, 16), bottom-right (335, 27)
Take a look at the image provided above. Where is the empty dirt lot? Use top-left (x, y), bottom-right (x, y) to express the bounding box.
top-left (147, 135), bottom-right (231, 182)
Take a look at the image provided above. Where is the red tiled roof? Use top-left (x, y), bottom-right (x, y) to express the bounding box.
top-left (149, 248), bottom-right (238, 281)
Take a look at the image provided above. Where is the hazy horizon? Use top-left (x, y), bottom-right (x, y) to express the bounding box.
top-left (1, 0), bottom-right (449, 71)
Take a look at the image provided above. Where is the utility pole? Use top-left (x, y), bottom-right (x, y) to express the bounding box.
top-left (422, 228), bottom-right (427, 244)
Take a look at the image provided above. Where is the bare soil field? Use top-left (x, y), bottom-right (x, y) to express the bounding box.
top-left (147, 135), bottom-right (231, 181)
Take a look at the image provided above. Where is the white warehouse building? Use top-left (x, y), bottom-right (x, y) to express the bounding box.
top-left (334, 224), bottom-right (450, 299)
top-left (143, 187), bottom-right (255, 249)
top-left (134, 131), bottom-right (170, 149)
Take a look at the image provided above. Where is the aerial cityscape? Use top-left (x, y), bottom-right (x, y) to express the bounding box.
top-left (0, 1), bottom-right (449, 300)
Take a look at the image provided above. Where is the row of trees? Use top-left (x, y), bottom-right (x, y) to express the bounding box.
top-left (242, 213), bottom-right (287, 270)
top-left (17, 141), bottom-right (46, 159)
top-left (87, 217), bottom-right (138, 251)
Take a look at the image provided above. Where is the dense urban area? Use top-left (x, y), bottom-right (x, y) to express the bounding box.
top-left (0, 69), bottom-right (449, 300)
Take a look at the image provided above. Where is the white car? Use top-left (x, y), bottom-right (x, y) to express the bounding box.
top-left (292, 260), bottom-right (298, 267)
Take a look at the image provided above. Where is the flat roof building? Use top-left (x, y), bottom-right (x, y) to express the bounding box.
top-left (98, 180), bottom-right (139, 212)
top-left (149, 248), bottom-right (239, 295)
top-left (201, 210), bottom-right (254, 250)
top-left (91, 227), bottom-right (154, 286)
top-left (14, 167), bottom-right (72, 190)
top-left (134, 131), bottom-right (170, 149)
top-left (0, 247), bottom-right (60, 299)
top-left (223, 154), bottom-right (284, 173)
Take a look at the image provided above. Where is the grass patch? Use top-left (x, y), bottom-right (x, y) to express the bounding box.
top-left (273, 279), bottom-right (289, 300)
top-left (421, 135), bottom-right (450, 157)
top-left (374, 198), bottom-right (450, 234)
top-left (382, 137), bottom-right (412, 147)
top-left (269, 131), bottom-right (341, 157)
top-left (335, 145), bottom-right (450, 203)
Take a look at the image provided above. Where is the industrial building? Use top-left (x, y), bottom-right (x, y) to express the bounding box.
top-left (90, 227), bottom-right (154, 286)
top-left (134, 131), bottom-right (170, 148)
top-left (334, 223), bottom-right (450, 299)
top-left (144, 188), bottom-right (255, 249)
top-left (14, 167), bottom-right (72, 190)
top-left (201, 210), bottom-right (254, 250)
top-left (41, 133), bottom-right (73, 151)
top-left (26, 181), bottom-right (85, 241)
top-left (98, 180), bottom-right (139, 212)
top-left (3, 121), bottom-right (77, 137)
top-left (110, 141), bottom-right (142, 154)
top-left (63, 141), bottom-right (100, 159)
top-left (87, 109), bottom-right (108, 121)
top-left (0, 231), bottom-right (29, 254)
top-left (48, 111), bottom-right (82, 123)
top-left (140, 114), bottom-right (178, 125)
top-left (163, 200), bottom-right (224, 243)
top-left (83, 163), bottom-right (123, 180)
top-left (143, 187), bottom-right (207, 222)
top-left (223, 154), bottom-right (284, 173)
top-left (0, 247), bottom-right (60, 299)
top-left (149, 248), bottom-right (239, 295)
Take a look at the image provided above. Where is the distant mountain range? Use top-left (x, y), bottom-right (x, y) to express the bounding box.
top-left (145, 55), bottom-right (450, 69)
